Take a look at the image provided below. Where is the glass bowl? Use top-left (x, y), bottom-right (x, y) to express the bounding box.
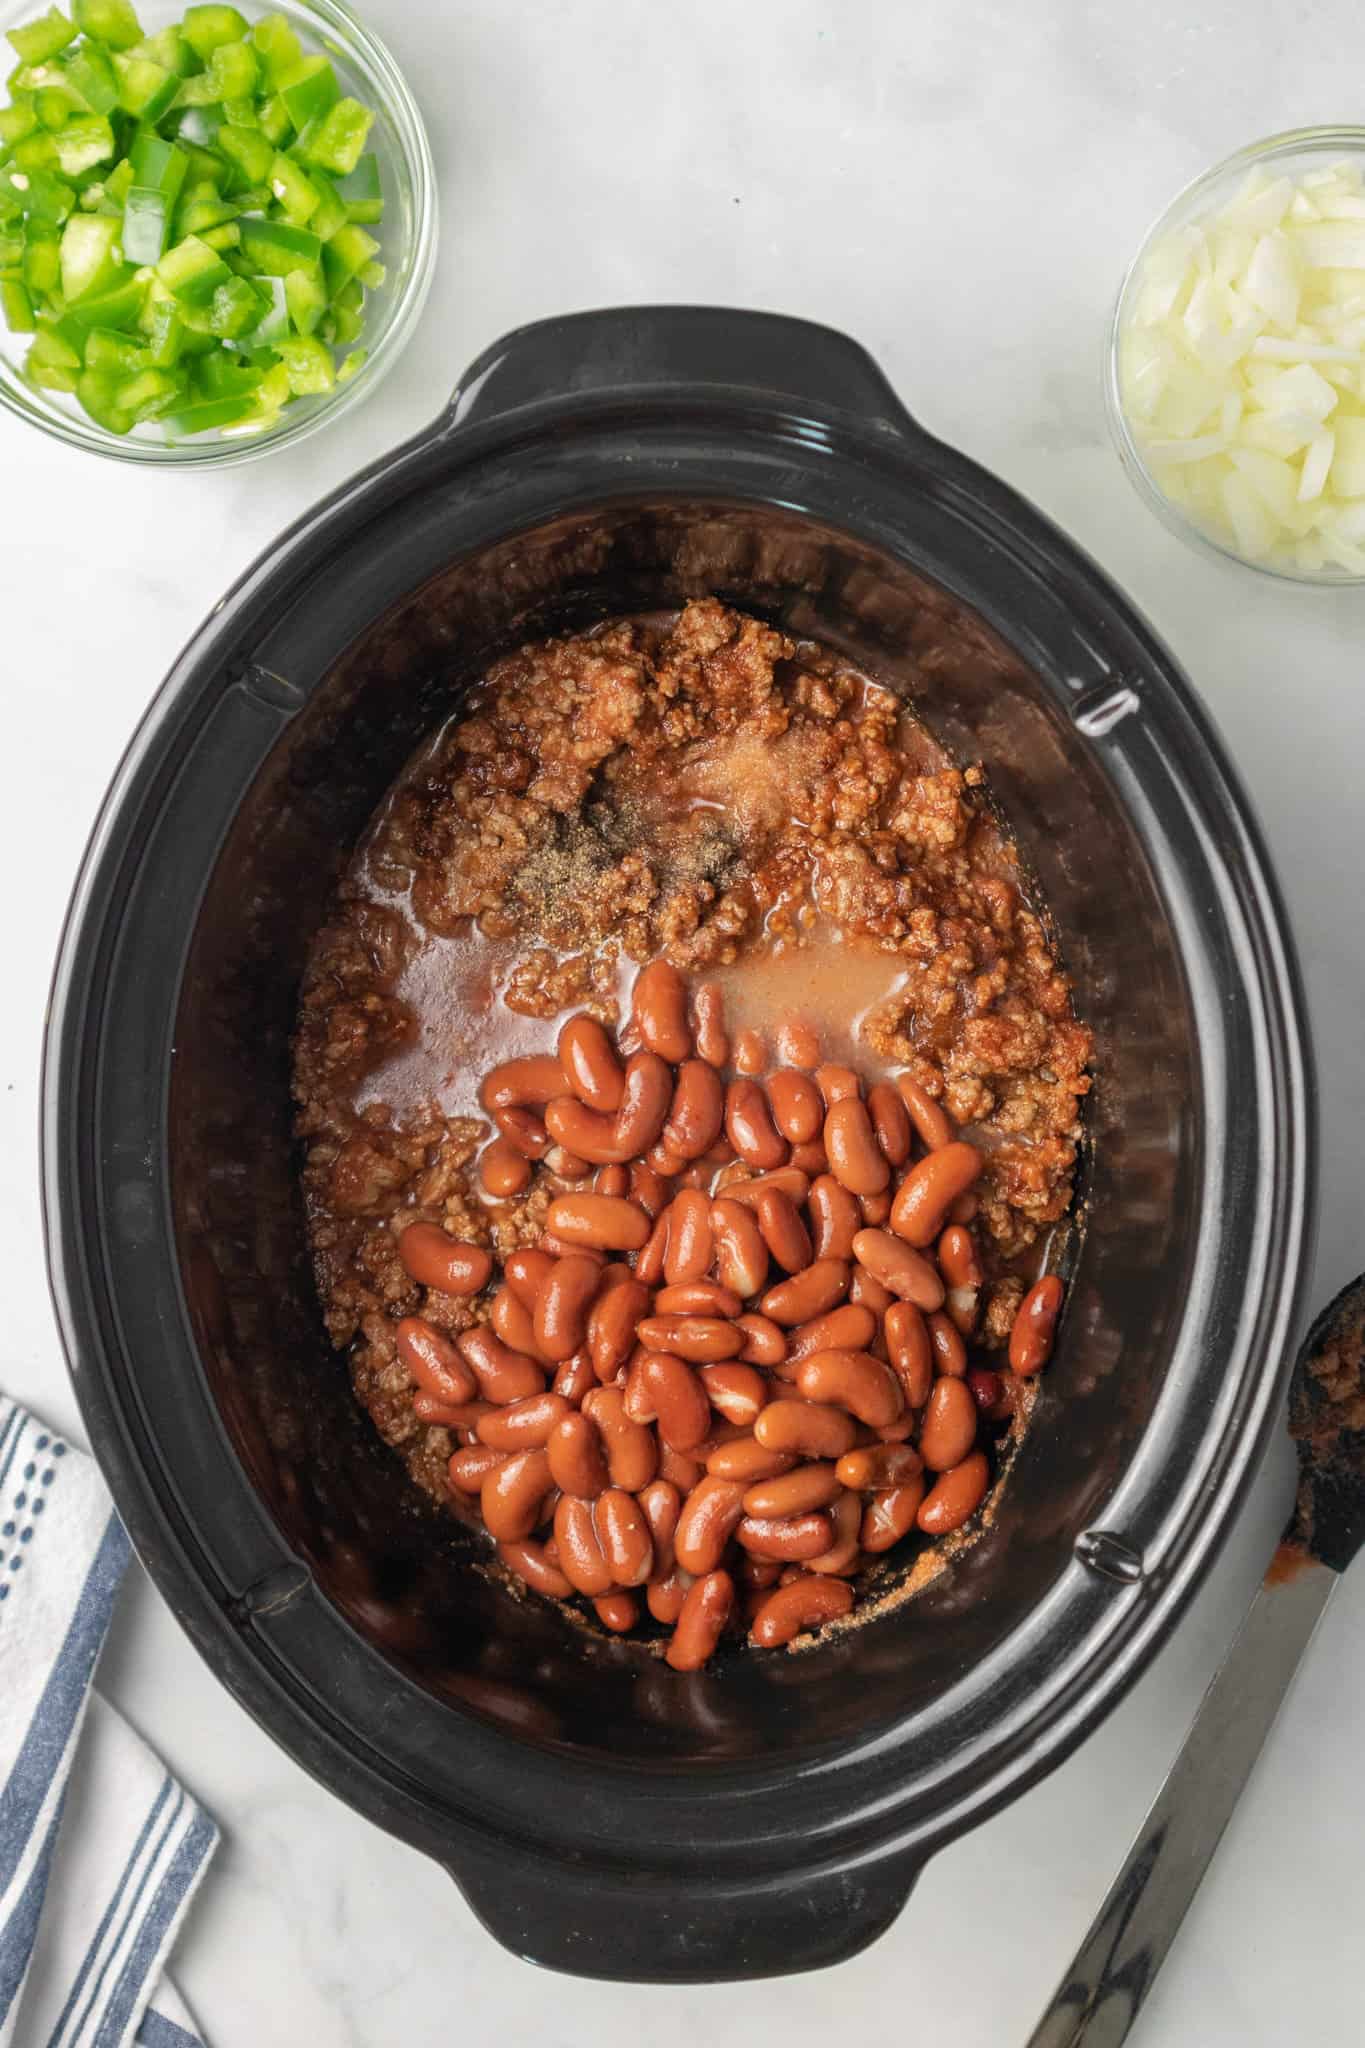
top-left (0, 0), bottom-right (436, 465)
top-left (1107, 126), bottom-right (1365, 584)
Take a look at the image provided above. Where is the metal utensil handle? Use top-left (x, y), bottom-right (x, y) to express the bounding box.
top-left (1027, 1561), bottom-right (1336, 2048)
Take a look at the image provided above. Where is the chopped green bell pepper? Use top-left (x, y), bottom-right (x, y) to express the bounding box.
top-left (296, 94), bottom-right (370, 175)
top-left (155, 226), bottom-right (226, 300)
top-left (1, 273), bottom-right (36, 328)
top-left (75, 361), bottom-right (133, 428)
top-left (237, 210), bottom-right (317, 273)
top-left (282, 257), bottom-right (322, 332)
top-left (58, 204), bottom-right (122, 294)
top-left (112, 51), bottom-right (176, 120)
top-left (250, 12), bottom-right (299, 88)
top-left (215, 121), bottom-right (270, 181)
top-left (180, 6), bottom-right (247, 59)
top-left (72, 0), bottom-right (143, 51)
top-left (276, 53), bottom-right (335, 130)
top-left (6, 9), bottom-right (78, 66)
top-left (50, 111), bottom-right (114, 175)
top-left (267, 146), bottom-right (315, 223)
top-left (272, 329), bottom-right (331, 392)
top-left (205, 36), bottom-right (254, 99)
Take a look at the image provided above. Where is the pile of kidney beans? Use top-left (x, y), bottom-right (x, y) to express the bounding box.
top-left (389, 960), bottom-right (1065, 1670)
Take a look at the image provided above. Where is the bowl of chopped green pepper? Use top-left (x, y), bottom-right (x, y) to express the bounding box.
top-left (0, 0), bottom-right (435, 460)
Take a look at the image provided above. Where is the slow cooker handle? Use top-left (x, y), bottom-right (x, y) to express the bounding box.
top-left (445, 1838), bottom-right (925, 1982)
top-left (446, 306), bottom-right (921, 439)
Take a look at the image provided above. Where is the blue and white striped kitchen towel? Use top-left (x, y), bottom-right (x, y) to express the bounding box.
top-left (0, 1396), bottom-right (217, 2048)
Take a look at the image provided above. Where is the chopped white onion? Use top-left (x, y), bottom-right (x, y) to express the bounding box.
top-left (1118, 154), bottom-right (1365, 570)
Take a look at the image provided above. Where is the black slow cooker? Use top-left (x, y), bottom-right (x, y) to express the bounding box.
top-left (43, 308), bottom-right (1315, 1982)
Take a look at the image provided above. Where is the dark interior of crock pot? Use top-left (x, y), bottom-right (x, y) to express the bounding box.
top-left (169, 500), bottom-right (1196, 1760)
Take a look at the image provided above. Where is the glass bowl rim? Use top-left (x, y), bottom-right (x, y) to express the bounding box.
top-left (1105, 123), bottom-right (1365, 586)
top-left (0, 0), bottom-right (437, 468)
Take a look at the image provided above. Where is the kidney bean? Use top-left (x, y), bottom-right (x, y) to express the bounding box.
top-left (814, 1064), bottom-right (860, 1106)
top-left (480, 1054), bottom-right (568, 1113)
top-left (447, 1443), bottom-right (507, 1493)
top-left (594, 1590), bottom-right (640, 1632)
top-left (760, 1258), bottom-right (850, 1327)
top-left (633, 959), bottom-right (692, 1062)
top-left (545, 1145), bottom-right (592, 1181)
top-left (659, 1443), bottom-right (704, 1492)
top-left (926, 1310), bottom-right (968, 1378)
top-left (585, 1278), bottom-right (651, 1381)
top-left (786, 1303), bottom-right (877, 1366)
top-left (852, 1228), bottom-right (946, 1310)
top-left (774, 1017), bottom-right (821, 1069)
top-left (582, 1385), bottom-right (658, 1491)
top-left (635, 1210), bottom-right (670, 1285)
top-left (647, 1569), bottom-right (691, 1625)
top-left (754, 1399), bottom-right (858, 1459)
top-left (737, 1511), bottom-right (833, 1561)
top-left (967, 1367), bottom-right (1008, 1417)
top-left (398, 1223), bottom-right (493, 1297)
top-left (558, 1013), bottom-right (625, 1113)
top-left (742, 1463), bottom-right (842, 1517)
top-left (624, 1350), bottom-right (712, 1450)
top-left (479, 1138), bottom-right (532, 1199)
top-left (476, 1391), bottom-right (572, 1451)
top-left (917, 1450), bottom-right (990, 1535)
top-left (481, 1447), bottom-right (553, 1542)
top-left (866, 1081), bottom-right (913, 1169)
top-left (706, 1441), bottom-right (792, 1491)
top-left (894, 1072), bottom-right (955, 1150)
top-left (766, 1069), bottom-right (824, 1144)
top-left (396, 1317), bottom-right (477, 1406)
top-left (720, 1167), bottom-right (811, 1211)
top-left (733, 1027), bottom-right (767, 1075)
top-left (808, 1175), bottom-right (862, 1260)
top-left (662, 1059), bottom-right (725, 1161)
top-left (594, 1488), bottom-right (654, 1586)
top-left (804, 1487), bottom-right (863, 1575)
top-left (725, 1078), bottom-right (789, 1170)
top-left (692, 982), bottom-right (729, 1068)
top-left (699, 1361), bottom-right (768, 1427)
top-left (504, 1247), bottom-right (556, 1309)
top-left (749, 1574), bottom-right (853, 1647)
top-left (890, 1141), bottom-right (984, 1247)
top-left (638, 1478), bottom-right (682, 1577)
top-left (849, 1266), bottom-right (894, 1314)
top-left (531, 1254), bottom-right (600, 1362)
top-left (458, 1326), bottom-right (547, 1405)
top-left (551, 1349), bottom-right (597, 1406)
top-left (544, 1094), bottom-right (630, 1165)
top-left (919, 1376), bottom-right (979, 1471)
top-left (883, 1301), bottom-right (934, 1407)
top-left (739, 1554), bottom-right (784, 1598)
top-left (545, 1194), bottom-right (651, 1254)
top-left (657, 1279), bottom-right (743, 1318)
top-left (949, 1191), bottom-right (978, 1225)
top-left (666, 1568), bottom-right (734, 1670)
top-left (494, 1104), bottom-right (552, 1160)
top-left (594, 1164), bottom-right (630, 1198)
top-left (735, 1312), bottom-right (787, 1368)
top-left (756, 1186), bottom-right (812, 1272)
top-left (824, 1096), bottom-right (890, 1197)
top-left (674, 1476), bottom-right (747, 1575)
top-left (795, 1350), bottom-right (904, 1428)
top-left (546, 1409), bottom-right (609, 1498)
top-left (938, 1224), bottom-right (984, 1290)
top-left (616, 1052), bottom-right (676, 1159)
top-left (414, 1391), bottom-right (487, 1429)
top-left (498, 1537), bottom-right (573, 1598)
top-left (835, 1442), bottom-right (923, 1490)
top-left (859, 1190), bottom-right (893, 1227)
top-left (1010, 1275), bottom-right (1065, 1376)
top-left (861, 1479), bottom-right (927, 1552)
top-left (661, 1189), bottom-right (713, 1285)
top-left (709, 1197), bottom-right (769, 1298)
top-left (790, 1140), bottom-right (829, 1176)
top-left (553, 1494), bottom-right (615, 1595)
top-left (628, 1162), bottom-right (670, 1218)
top-left (488, 1285), bottom-right (542, 1362)
top-left (636, 1315), bottom-right (744, 1362)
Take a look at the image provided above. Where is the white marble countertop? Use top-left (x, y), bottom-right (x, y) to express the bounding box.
top-left (5, 1), bottom-right (1364, 2041)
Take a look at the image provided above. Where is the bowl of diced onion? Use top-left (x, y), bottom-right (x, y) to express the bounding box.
top-left (0, 0), bottom-right (436, 464)
top-left (1109, 128), bottom-right (1365, 581)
